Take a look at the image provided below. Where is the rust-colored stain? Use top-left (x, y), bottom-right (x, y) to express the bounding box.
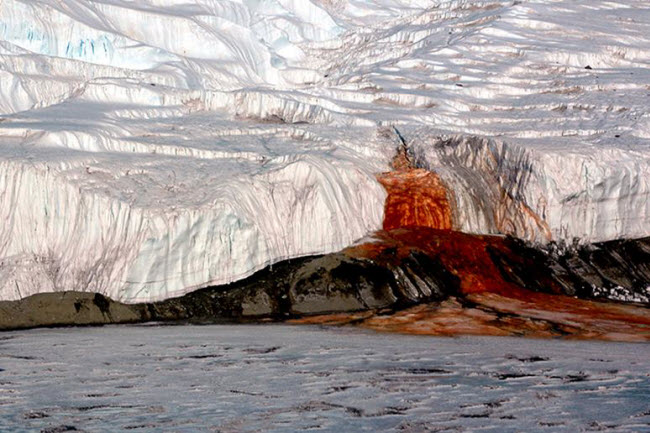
top-left (354, 290), bottom-right (650, 342)
top-left (292, 285), bottom-right (650, 343)
top-left (294, 227), bottom-right (650, 342)
top-left (374, 150), bottom-right (547, 296)
top-left (378, 147), bottom-right (453, 231)
top-left (300, 152), bottom-right (650, 342)
top-left (379, 169), bottom-right (453, 231)
top-left (346, 228), bottom-right (541, 296)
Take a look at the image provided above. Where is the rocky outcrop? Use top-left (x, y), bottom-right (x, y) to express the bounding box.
top-left (490, 236), bottom-right (650, 304)
top-left (0, 244), bottom-right (457, 330)
top-left (2, 227), bottom-right (649, 334)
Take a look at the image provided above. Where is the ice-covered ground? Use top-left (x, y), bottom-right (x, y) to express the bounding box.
top-left (1, 325), bottom-right (650, 432)
top-left (1, 0), bottom-right (650, 302)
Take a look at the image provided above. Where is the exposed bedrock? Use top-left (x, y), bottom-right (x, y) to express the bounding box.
top-left (296, 230), bottom-right (650, 342)
top-left (2, 228), bottom-right (649, 332)
top-left (0, 240), bottom-right (457, 330)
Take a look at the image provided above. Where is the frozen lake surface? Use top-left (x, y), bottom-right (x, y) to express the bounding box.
top-left (1, 324), bottom-right (650, 432)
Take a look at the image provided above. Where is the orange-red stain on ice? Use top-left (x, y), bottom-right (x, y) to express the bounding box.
top-left (378, 169), bottom-right (453, 231)
top-left (372, 151), bottom-right (555, 297)
top-left (347, 228), bottom-right (536, 297)
top-left (374, 152), bottom-right (510, 295)
top-left (341, 228), bottom-right (650, 342)
top-left (293, 156), bottom-right (650, 342)
top-left (296, 228), bottom-right (650, 342)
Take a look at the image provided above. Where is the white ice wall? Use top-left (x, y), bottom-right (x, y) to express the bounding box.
top-left (0, 141), bottom-right (386, 303)
top-left (409, 133), bottom-right (650, 244)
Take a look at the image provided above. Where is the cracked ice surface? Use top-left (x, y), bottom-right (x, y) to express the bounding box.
top-left (2, 0), bottom-right (650, 301)
top-left (1, 325), bottom-right (650, 432)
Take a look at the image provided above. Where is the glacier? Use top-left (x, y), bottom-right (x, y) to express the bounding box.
top-left (1, 0), bottom-right (650, 302)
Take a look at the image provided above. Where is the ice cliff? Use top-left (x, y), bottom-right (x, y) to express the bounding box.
top-left (1, 0), bottom-right (649, 302)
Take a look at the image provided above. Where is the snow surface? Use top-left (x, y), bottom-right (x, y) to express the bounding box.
top-left (2, 325), bottom-right (650, 432)
top-left (1, 0), bottom-right (650, 301)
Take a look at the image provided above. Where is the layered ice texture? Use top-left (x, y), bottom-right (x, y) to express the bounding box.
top-left (1, 0), bottom-right (650, 302)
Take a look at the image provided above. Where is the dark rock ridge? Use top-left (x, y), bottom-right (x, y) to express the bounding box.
top-left (497, 236), bottom-right (650, 304)
top-left (0, 248), bottom-right (457, 331)
top-left (1, 230), bottom-right (649, 331)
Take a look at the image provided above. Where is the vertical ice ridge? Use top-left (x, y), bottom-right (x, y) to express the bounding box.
top-left (409, 131), bottom-right (650, 244)
top-left (0, 146), bottom-right (386, 303)
top-left (0, 158), bottom-right (148, 301)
